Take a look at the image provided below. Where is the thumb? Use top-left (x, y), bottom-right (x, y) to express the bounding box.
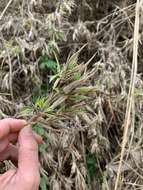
top-left (17, 126), bottom-right (40, 186)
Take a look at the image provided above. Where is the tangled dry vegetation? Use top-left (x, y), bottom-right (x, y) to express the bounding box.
top-left (1, 0), bottom-right (143, 189)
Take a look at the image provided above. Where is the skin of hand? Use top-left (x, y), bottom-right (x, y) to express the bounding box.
top-left (0, 118), bottom-right (42, 190)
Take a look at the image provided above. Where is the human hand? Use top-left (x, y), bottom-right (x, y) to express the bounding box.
top-left (0, 118), bottom-right (41, 190)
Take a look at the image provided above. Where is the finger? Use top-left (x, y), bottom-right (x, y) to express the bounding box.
top-left (17, 126), bottom-right (40, 183)
top-left (0, 144), bottom-right (18, 162)
top-left (0, 169), bottom-right (16, 179)
top-left (33, 133), bottom-right (43, 144)
top-left (8, 132), bottom-right (43, 144)
top-left (0, 131), bottom-right (42, 153)
top-left (0, 138), bottom-right (9, 153)
top-left (0, 119), bottom-right (26, 139)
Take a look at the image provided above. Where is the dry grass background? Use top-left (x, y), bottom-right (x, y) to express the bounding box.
top-left (1, 0), bottom-right (143, 190)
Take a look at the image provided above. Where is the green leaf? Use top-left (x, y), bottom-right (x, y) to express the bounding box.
top-left (86, 153), bottom-right (96, 180)
top-left (39, 54), bottom-right (57, 73)
top-left (33, 124), bottom-right (45, 136)
top-left (70, 95), bottom-right (88, 101)
top-left (39, 143), bottom-right (48, 153)
top-left (41, 84), bottom-right (49, 93)
top-left (35, 96), bottom-right (49, 110)
top-left (76, 87), bottom-right (96, 94)
top-left (40, 176), bottom-right (47, 190)
top-left (33, 123), bottom-right (49, 153)
top-left (20, 106), bottom-right (33, 115)
top-left (49, 75), bottom-right (59, 83)
top-left (73, 73), bottom-right (81, 80)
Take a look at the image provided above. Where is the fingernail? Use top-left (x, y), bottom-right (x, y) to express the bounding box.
top-left (33, 133), bottom-right (43, 144)
top-left (20, 120), bottom-right (28, 126)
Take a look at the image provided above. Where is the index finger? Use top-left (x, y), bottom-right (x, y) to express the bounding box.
top-left (0, 118), bottom-right (26, 139)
